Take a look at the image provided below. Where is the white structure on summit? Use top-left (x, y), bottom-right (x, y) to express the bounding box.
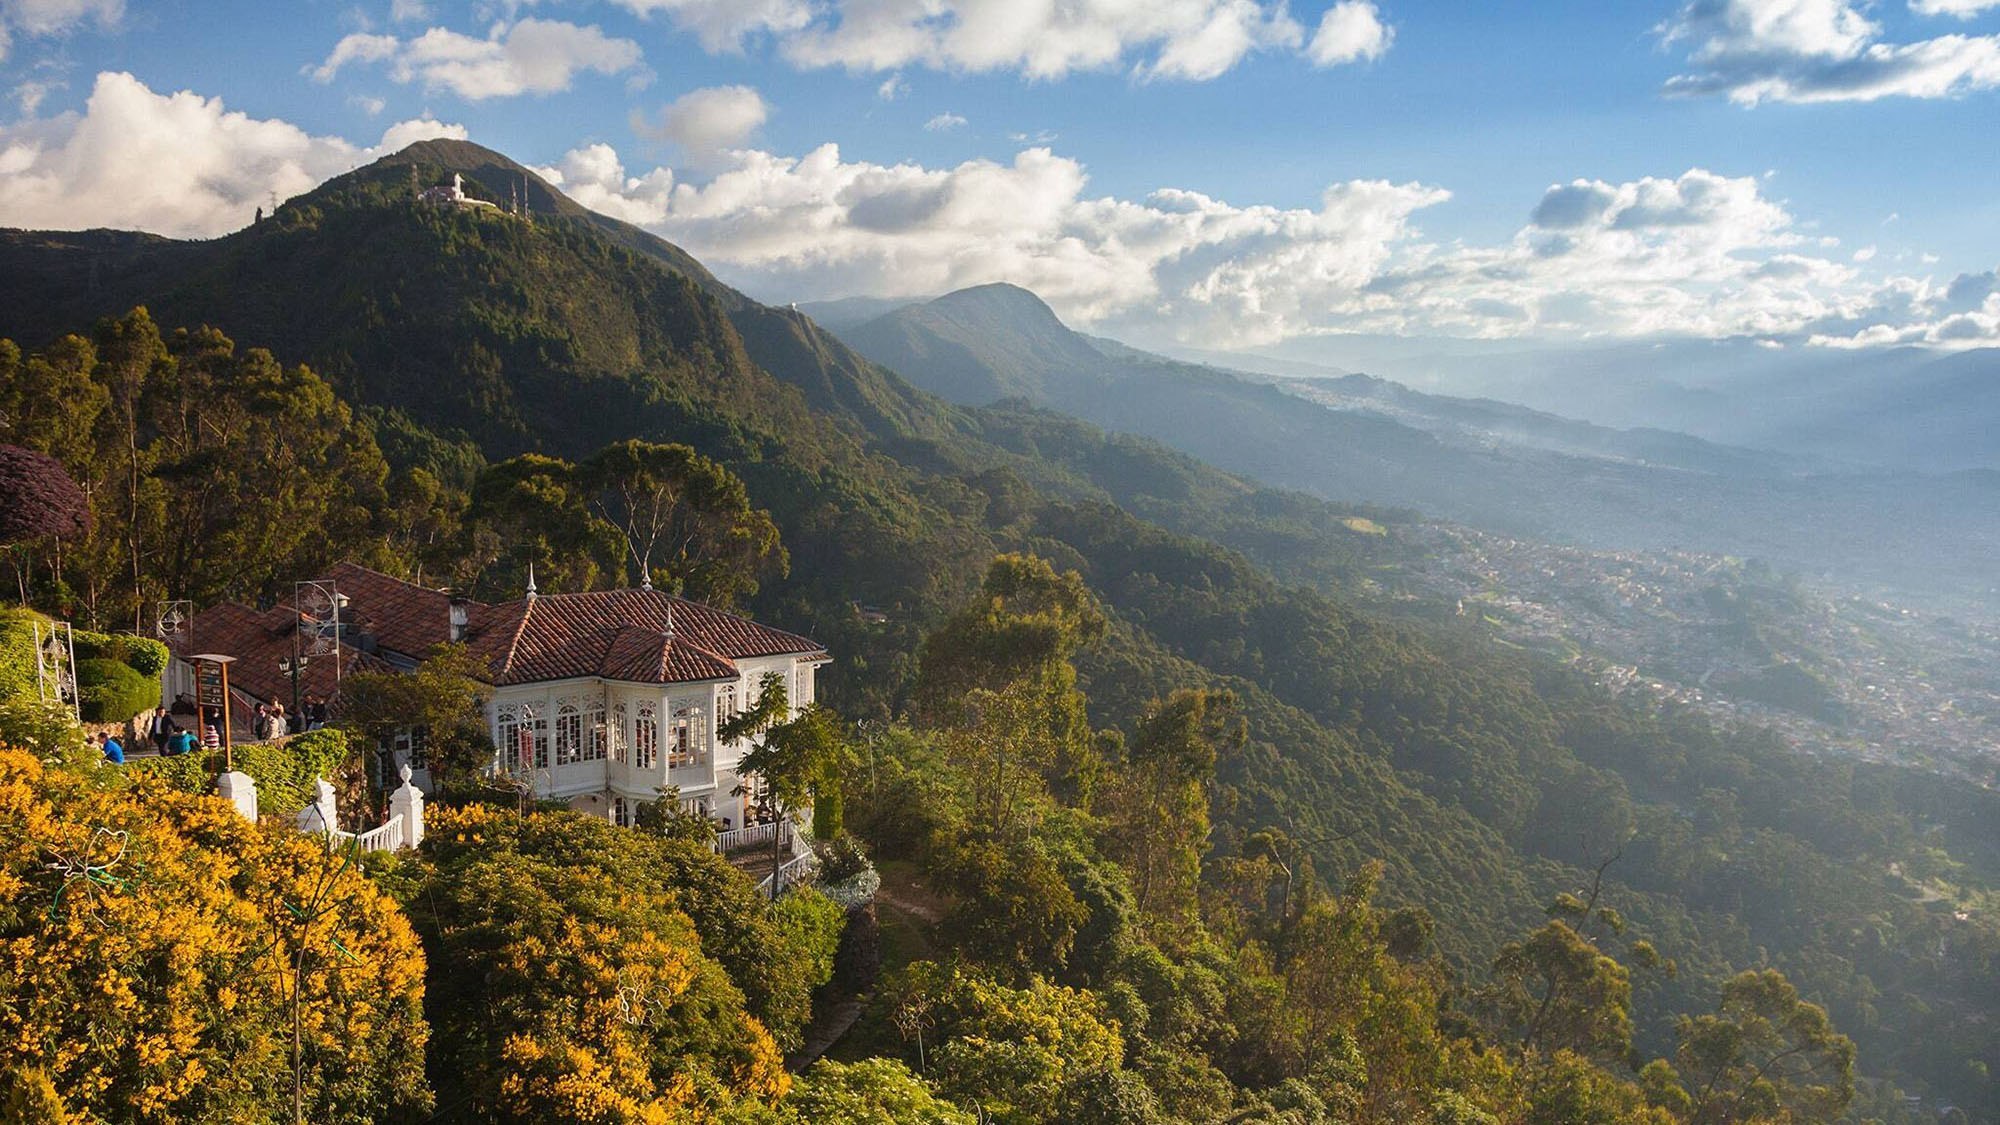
top-left (418, 173), bottom-right (497, 210)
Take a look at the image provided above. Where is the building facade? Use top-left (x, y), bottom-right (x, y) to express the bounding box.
top-left (170, 563), bottom-right (828, 826)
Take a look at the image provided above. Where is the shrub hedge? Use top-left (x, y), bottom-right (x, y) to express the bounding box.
top-left (131, 727), bottom-right (354, 818)
top-left (75, 657), bottom-right (160, 723)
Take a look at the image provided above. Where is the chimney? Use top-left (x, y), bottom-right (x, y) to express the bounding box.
top-left (448, 595), bottom-right (470, 643)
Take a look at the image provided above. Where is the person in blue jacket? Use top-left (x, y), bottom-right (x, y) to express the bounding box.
top-left (98, 732), bottom-right (126, 764)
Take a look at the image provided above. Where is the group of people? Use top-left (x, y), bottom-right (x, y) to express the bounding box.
top-left (94, 709), bottom-right (201, 764)
top-left (250, 695), bottom-right (329, 741)
top-left (96, 692), bottom-right (328, 765)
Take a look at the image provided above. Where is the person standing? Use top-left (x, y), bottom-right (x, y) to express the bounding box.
top-left (269, 704), bottom-right (289, 740)
top-left (253, 703), bottom-right (272, 742)
top-left (147, 706), bottom-right (175, 754)
top-left (202, 711), bottom-right (221, 750)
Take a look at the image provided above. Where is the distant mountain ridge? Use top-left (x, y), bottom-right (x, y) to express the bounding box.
top-left (836, 284), bottom-right (2000, 604)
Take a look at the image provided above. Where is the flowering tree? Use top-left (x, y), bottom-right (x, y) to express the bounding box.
top-left (0, 746), bottom-right (431, 1123)
top-left (0, 444), bottom-right (89, 545)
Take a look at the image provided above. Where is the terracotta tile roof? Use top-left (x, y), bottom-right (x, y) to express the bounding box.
top-left (471, 588), bottom-right (822, 686)
top-left (322, 562), bottom-right (454, 659)
top-left (173, 602), bottom-right (393, 709)
top-left (178, 564), bottom-right (825, 692)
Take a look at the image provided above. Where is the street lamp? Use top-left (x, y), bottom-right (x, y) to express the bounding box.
top-left (278, 654), bottom-right (309, 718)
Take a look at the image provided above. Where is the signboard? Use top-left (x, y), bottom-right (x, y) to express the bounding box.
top-left (195, 662), bottom-right (227, 708)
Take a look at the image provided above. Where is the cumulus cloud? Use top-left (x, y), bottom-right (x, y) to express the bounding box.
top-left (0, 71), bottom-right (464, 238)
top-left (631, 84), bottom-right (766, 167)
top-left (312, 18), bottom-right (643, 100)
top-left (605, 0), bottom-right (814, 53)
top-left (1308, 1), bottom-right (1393, 65)
top-left (537, 134), bottom-right (1991, 350)
top-left (533, 143), bottom-right (676, 224)
top-left (923, 111), bottom-right (966, 131)
top-left (776, 0), bottom-right (1309, 81)
top-left (1662, 0), bottom-right (2000, 103)
top-left (1910, 0), bottom-right (2000, 16)
top-left (1, 0), bottom-right (120, 61)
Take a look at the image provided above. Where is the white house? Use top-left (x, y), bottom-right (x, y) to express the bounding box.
top-left (170, 563), bottom-right (829, 827)
top-left (473, 576), bottom-right (828, 827)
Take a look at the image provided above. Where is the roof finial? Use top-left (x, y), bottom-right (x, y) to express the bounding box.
top-left (664, 602), bottom-right (674, 642)
top-left (525, 561), bottom-right (539, 601)
top-left (640, 568), bottom-right (653, 592)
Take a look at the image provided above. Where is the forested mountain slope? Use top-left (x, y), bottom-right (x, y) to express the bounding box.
top-left (1, 141), bottom-right (1995, 1117)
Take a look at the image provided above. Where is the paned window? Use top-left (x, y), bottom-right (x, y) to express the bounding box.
top-left (495, 701), bottom-right (547, 772)
top-left (586, 697), bottom-right (608, 761)
top-left (554, 698), bottom-right (583, 765)
top-left (635, 702), bottom-right (658, 770)
top-left (669, 705), bottom-right (706, 769)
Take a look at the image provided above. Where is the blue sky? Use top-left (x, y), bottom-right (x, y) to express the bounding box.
top-left (2, 0), bottom-right (1997, 349)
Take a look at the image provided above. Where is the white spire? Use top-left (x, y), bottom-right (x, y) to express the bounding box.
top-left (525, 562), bottom-right (538, 600)
top-left (664, 603), bottom-right (674, 642)
top-left (640, 570), bottom-right (653, 592)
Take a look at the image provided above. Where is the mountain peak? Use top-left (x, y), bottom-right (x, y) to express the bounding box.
top-left (348, 138), bottom-right (583, 219)
top-left (839, 281), bottom-right (1112, 405)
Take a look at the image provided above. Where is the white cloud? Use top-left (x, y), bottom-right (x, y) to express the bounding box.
top-left (876, 74), bottom-right (907, 99)
top-left (532, 142), bottom-right (675, 224)
top-left (349, 93), bottom-right (387, 116)
top-left (604, 0), bottom-right (814, 53)
top-left (923, 111), bottom-right (966, 131)
top-left (1308, 1), bottom-right (1393, 65)
top-left (0, 71), bottom-right (464, 238)
top-left (389, 0), bottom-right (430, 21)
top-left (13, 79), bottom-right (57, 116)
top-left (1910, 0), bottom-right (2000, 16)
top-left (312, 18), bottom-right (644, 100)
top-left (4, 0), bottom-right (120, 36)
top-left (778, 0), bottom-right (1306, 81)
top-left (1663, 0), bottom-right (2000, 103)
top-left (539, 135), bottom-right (1985, 350)
top-left (0, 0), bottom-right (120, 61)
top-left (630, 84), bottom-right (767, 168)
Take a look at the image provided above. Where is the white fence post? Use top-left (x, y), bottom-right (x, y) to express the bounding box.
top-left (216, 770), bottom-right (259, 823)
top-left (297, 776), bottom-right (339, 835)
top-left (389, 763), bottom-right (425, 850)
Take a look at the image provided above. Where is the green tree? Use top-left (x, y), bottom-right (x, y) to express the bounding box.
top-left (914, 554), bottom-right (1103, 804)
top-left (781, 1058), bottom-right (974, 1125)
top-left (580, 439), bottom-right (788, 608)
top-left (1101, 688), bottom-right (1242, 927)
top-left (1486, 919), bottom-right (1633, 1065)
top-left (724, 672), bottom-right (853, 896)
top-left (884, 962), bottom-right (1125, 1125)
top-left (463, 453), bottom-right (620, 596)
top-left (1676, 969), bottom-right (1856, 1124)
top-left (337, 643), bottom-right (493, 793)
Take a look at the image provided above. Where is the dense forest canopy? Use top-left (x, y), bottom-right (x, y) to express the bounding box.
top-left (0, 141), bottom-right (1994, 1122)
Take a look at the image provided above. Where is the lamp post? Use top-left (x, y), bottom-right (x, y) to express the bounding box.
top-left (294, 579), bottom-right (347, 689)
top-left (278, 654), bottom-right (309, 719)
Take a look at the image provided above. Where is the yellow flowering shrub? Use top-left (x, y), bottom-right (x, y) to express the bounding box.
top-left (412, 804), bottom-right (791, 1123)
top-left (0, 746), bottom-right (431, 1123)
